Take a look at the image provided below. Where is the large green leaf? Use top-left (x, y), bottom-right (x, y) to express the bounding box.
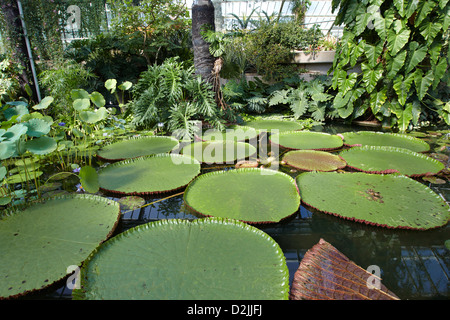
top-left (184, 168), bottom-right (301, 224)
top-left (23, 118), bottom-right (51, 137)
top-left (200, 125), bottom-right (258, 142)
top-left (243, 119), bottom-right (303, 133)
top-left (270, 131), bottom-right (344, 151)
top-left (79, 107), bottom-right (108, 124)
top-left (386, 50), bottom-right (407, 79)
top-left (296, 171), bottom-right (450, 230)
top-left (24, 136), bottom-right (57, 155)
top-left (405, 42), bottom-right (427, 74)
top-left (361, 63), bottom-right (383, 93)
top-left (73, 218), bottom-right (290, 300)
top-left (98, 153), bottom-right (201, 195)
top-left (282, 150), bottom-right (347, 172)
top-left (79, 166), bottom-right (100, 194)
top-left (342, 131), bottom-right (430, 152)
top-left (339, 146), bottom-right (444, 176)
top-left (387, 25), bottom-right (410, 56)
top-left (414, 69), bottom-right (434, 100)
top-left (180, 141), bottom-right (257, 164)
top-left (0, 194), bottom-right (121, 298)
top-left (97, 136), bottom-right (179, 161)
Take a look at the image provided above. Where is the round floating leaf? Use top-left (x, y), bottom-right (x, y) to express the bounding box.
top-left (0, 194), bottom-right (121, 299)
top-left (296, 172), bottom-right (450, 230)
top-left (6, 171), bottom-right (43, 184)
top-left (98, 153), bottom-right (201, 195)
top-left (23, 118), bottom-right (51, 137)
top-left (79, 107), bottom-right (108, 124)
top-left (180, 141), bottom-right (257, 164)
top-left (271, 131), bottom-right (344, 150)
top-left (201, 125), bottom-right (258, 142)
top-left (117, 196), bottom-right (145, 211)
top-left (282, 150), bottom-right (347, 172)
top-left (74, 218), bottom-right (289, 300)
top-left (340, 146), bottom-right (445, 176)
top-left (184, 168), bottom-right (301, 224)
top-left (25, 136), bottom-right (57, 155)
top-left (341, 131), bottom-right (430, 152)
top-left (243, 119), bottom-right (304, 133)
top-left (97, 136), bottom-right (179, 161)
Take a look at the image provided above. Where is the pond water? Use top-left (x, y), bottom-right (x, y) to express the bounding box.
top-left (38, 122), bottom-right (450, 300)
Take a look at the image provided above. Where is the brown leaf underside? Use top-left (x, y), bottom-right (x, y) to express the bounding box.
top-left (290, 239), bottom-right (399, 300)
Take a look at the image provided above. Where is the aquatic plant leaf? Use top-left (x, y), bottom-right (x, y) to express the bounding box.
top-left (342, 131), bottom-right (430, 152)
top-left (117, 196), bottom-right (145, 211)
top-left (200, 125), bottom-right (258, 142)
top-left (79, 166), bottom-right (99, 194)
top-left (340, 146), bottom-right (444, 176)
top-left (79, 107), bottom-right (108, 124)
top-left (23, 118), bottom-right (51, 137)
top-left (0, 194), bottom-right (121, 299)
top-left (25, 136), bottom-right (57, 155)
top-left (290, 239), bottom-right (399, 300)
top-left (4, 104), bottom-right (28, 121)
top-left (98, 153), bottom-right (201, 195)
top-left (6, 171), bottom-right (43, 184)
top-left (243, 119), bottom-right (304, 133)
top-left (97, 136), bottom-right (179, 161)
top-left (32, 96), bottom-right (53, 110)
top-left (282, 150), bottom-right (347, 172)
top-left (180, 141), bottom-right (257, 164)
top-left (73, 218), bottom-right (290, 300)
top-left (184, 168), bottom-right (301, 224)
top-left (0, 141), bottom-right (17, 160)
top-left (271, 131), bottom-right (344, 151)
top-left (296, 172), bottom-right (449, 230)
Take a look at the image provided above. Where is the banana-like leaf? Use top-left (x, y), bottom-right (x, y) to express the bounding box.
top-left (98, 153), bottom-right (201, 195)
top-left (0, 194), bottom-right (121, 299)
top-left (271, 131), bottom-right (343, 151)
top-left (339, 146), bottom-right (444, 176)
top-left (282, 150), bottom-right (347, 172)
top-left (290, 239), bottom-right (400, 300)
top-left (184, 168), bottom-right (301, 224)
top-left (296, 171), bottom-right (450, 230)
top-left (96, 136), bottom-right (179, 161)
top-left (73, 218), bottom-right (290, 300)
top-left (341, 131), bottom-right (430, 152)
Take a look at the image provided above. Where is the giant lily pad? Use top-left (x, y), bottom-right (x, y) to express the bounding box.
top-left (339, 146), bottom-right (444, 176)
top-left (184, 168), bottom-right (301, 224)
top-left (201, 125), bottom-right (258, 142)
top-left (73, 218), bottom-right (290, 300)
top-left (97, 136), bottom-right (179, 161)
top-left (98, 153), bottom-right (201, 195)
top-left (296, 172), bottom-right (450, 230)
top-left (290, 239), bottom-right (399, 300)
top-left (341, 131), bottom-right (430, 152)
top-left (180, 141), bottom-right (257, 164)
top-left (243, 119), bottom-right (303, 133)
top-left (0, 194), bottom-right (121, 299)
top-left (282, 150), bottom-right (347, 172)
top-left (271, 131), bottom-right (344, 151)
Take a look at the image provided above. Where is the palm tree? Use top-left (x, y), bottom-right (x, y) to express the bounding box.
top-left (191, 0), bottom-right (215, 83)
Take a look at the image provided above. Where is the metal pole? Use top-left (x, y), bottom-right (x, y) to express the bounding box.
top-left (16, 0), bottom-right (41, 102)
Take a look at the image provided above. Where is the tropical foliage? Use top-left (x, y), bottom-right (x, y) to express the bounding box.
top-left (330, 0), bottom-right (450, 130)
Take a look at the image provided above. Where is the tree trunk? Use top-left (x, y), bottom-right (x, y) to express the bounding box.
top-left (0, 0), bottom-right (37, 101)
top-left (191, 0), bottom-right (215, 83)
